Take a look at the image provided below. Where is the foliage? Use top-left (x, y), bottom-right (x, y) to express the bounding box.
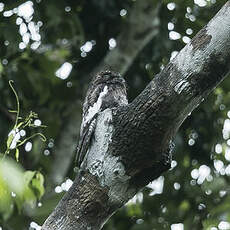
top-left (0, 81), bottom-right (45, 224)
top-left (0, 0), bottom-right (230, 230)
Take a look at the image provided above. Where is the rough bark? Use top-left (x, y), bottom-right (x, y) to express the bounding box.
top-left (42, 2), bottom-right (230, 230)
top-left (50, 0), bottom-right (161, 185)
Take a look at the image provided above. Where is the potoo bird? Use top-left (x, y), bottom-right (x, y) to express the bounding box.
top-left (76, 70), bottom-right (128, 168)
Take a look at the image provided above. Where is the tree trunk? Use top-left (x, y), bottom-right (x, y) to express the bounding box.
top-left (42, 2), bottom-right (230, 229)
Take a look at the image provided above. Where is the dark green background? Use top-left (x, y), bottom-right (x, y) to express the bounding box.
top-left (0, 0), bottom-right (230, 229)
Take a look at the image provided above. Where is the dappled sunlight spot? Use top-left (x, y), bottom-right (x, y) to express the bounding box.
top-left (169, 31), bottom-right (181, 40)
top-left (25, 141), bottom-right (32, 152)
top-left (34, 119), bottom-right (42, 127)
top-left (227, 111), bottom-right (230, 119)
top-left (38, 202), bottom-right (42, 207)
top-left (44, 149), bottom-right (50, 156)
top-left (16, 17), bottom-right (23, 25)
top-left (185, 7), bottom-right (196, 22)
top-left (3, 10), bottom-right (13, 17)
top-left (136, 219), bottom-right (144, 224)
top-left (3, 1), bottom-right (42, 50)
top-left (65, 6), bottom-right (71, 12)
top-left (167, 3), bottom-right (176, 11)
top-left (54, 179), bottom-right (73, 193)
top-left (194, 0), bottom-right (207, 7)
top-left (30, 221), bottom-right (41, 230)
top-left (182, 36), bottom-right (191, 44)
top-left (174, 182), bottom-right (181, 190)
top-left (219, 190), bottom-right (226, 198)
top-left (226, 139), bottom-right (230, 146)
top-left (0, 2), bottom-right (4, 12)
top-left (19, 23), bottom-right (27, 35)
top-left (214, 160), bottom-right (224, 173)
top-left (218, 221), bottom-right (230, 230)
top-left (215, 143), bottom-right (222, 154)
top-left (198, 165), bottom-right (211, 184)
top-left (81, 41), bottom-right (93, 53)
top-left (2, 59), bottom-right (8, 65)
top-left (19, 42), bottom-right (26, 50)
top-left (225, 164), bottom-right (230, 175)
top-left (67, 81), bottom-right (73, 88)
top-left (28, 22), bottom-right (41, 41)
top-left (22, 33), bottom-right (30, 45)
top-left (31, 41), bottom-right (41, 50)
top-left (11, 191), bottom-right (16, 197)
top-left (168, 22), bottom-right (174, 31)
top-left (223, 119), bottom-right (230, 139)
top-left (170, 51), bottom-right (179, 61)
top-left (109, 38), bottom-right (116, 50)
top-left (18, 1), bottom-right (34, 19)
top-left (170, 160), bottom-right (177, 169)
top-left (198, 203), bottom-right (206, 210)
top-left (4, 40), bottom-right (9, 46)
top-left (120, 9), bottom-right (127, 17)
top-left (48, 139), bottom-right (54, 148)
top-left (191, 165), bottom-right (211, 184)
top-left (191, 169), bottom-right (199, 179)
top-left (186, 28), bottom-right (193, 35)
top-left (187, 7), bottom-right (192, 14)
top-left (61, 179), bottom-right (73, 191)
top-left (224, 147), bottom-right (230, 161)
top-left (188, 138), bottom-right (195, 146)
top-left (171, 223), bottom-right (184, 230)
top-left (205, 189), bottom-right (212, 195)
top-left (147, 176), bottom-right (164, 196)
top-left (126, 192), bottom-right (143, 205)
top-left (55, 62), bottom-right (72, 80)
top-left (55, 185), bottom-right (62, 193)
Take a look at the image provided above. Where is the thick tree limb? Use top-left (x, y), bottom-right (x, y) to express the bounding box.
top-left (42, 2), bottom-right (230, 230)
top-left (49, 0), bottom-right (161, 185)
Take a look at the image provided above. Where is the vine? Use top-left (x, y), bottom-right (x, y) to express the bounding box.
top-left (1, 80), bottom-right (46, 162)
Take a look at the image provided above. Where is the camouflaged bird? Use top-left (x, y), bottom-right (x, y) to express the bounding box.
top-left (76, 70), bottom-right (128, 168)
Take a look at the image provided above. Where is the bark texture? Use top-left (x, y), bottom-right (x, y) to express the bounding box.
top-left (42, 2), bottom-right (230, 230)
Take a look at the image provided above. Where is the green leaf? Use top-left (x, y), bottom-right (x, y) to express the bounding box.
top-left (7, 133), bottom-right (14, 149)
top-left (16, 122), bottom-right (24, 129)
top-left (23, 171), bottom-right (45, 200)
top-left (15, 148), bottom-right (19, 162)
top-left (31, 172), bottom-right (45, 199)
top-left (23, 171), bottom-right (36, 185)
top-left (8, 110), bottom-right (18, 113)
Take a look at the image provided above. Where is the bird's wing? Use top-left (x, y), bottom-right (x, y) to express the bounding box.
top-left (76, 115), bottom-right (97, 167)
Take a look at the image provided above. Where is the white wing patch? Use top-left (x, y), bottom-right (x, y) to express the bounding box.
top-left (83, 86), bottom-right (108, 125)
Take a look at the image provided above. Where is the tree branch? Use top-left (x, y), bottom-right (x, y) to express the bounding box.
top-left (42, 2), bottom-right (230, 230)
top-left (111, 1), bottom-right (230, 186)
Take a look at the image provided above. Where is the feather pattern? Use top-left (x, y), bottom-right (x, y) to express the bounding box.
top-left (76, 70), bottom-right (128, 168)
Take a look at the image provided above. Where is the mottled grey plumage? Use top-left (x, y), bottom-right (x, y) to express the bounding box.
top-left (76, 70), bottom-right (128, 167)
